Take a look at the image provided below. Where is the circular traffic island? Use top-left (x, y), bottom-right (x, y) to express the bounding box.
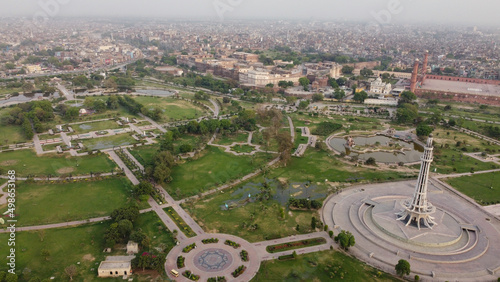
top-left (165, 233), bottom-right (260, 281)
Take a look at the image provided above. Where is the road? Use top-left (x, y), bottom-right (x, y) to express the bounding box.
top-left (139, 113), bottom-right (167, 133)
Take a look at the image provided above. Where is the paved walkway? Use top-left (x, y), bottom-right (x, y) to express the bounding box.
top-left (139, 113), bottom-right (167, 133)
top-left (209, 99), bottom-right (220, 117)
top-left (293, 127), bottom-right (318, 157)
top-left (32, 131), bottom-right (44, 155)
top-left (122, 149), bottom-right (145, 171)
top-left (107, 151), bottom-right (140, 185)
top-left (287, 116), bottom-right (295, 141)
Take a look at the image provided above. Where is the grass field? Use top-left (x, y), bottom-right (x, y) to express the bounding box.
top-left (214, 131), bottom-right (249, 145)
top-left (0, 124), bottom-right (29, 145)
top-left (0, 211), bottom-right (175, 281)
top-left (445, 171), bottom-right (500, 205)
top-left (231, 144), bottom-right (255, 153)
top-left (0, 222), bottom-right (111, 281)
top-left (128, 144), bottom-right (160, 166)
top-left (81, 134), bottom-right (139, 151)
top-left (71, 120), bottom-right (122, 134)
top-left (0, 177), bottom-right (133, 226)
top-left (251, 250), bottom-right (400, 282)
top-left (165, 146), bottom-right (274, 199)
top-left (0, 149), bottom-right (116, 176)
top-left (133, 96), bottom-right (207, 121)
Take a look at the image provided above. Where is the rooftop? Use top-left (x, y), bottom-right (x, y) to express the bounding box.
top-left (422, 80), bottom-right (500, 97)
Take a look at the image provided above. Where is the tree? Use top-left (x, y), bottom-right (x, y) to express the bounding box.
top-left (299, 77), bottom-right (310, 91)
top-left (222, 96), bottom-right (231, 104)
top-left (22, 82), bottom-right (34, 94)
top-left (353, 91), bottom-right (368, 103)
top-left (396, 104), bottom-right (419, 124)
top-left (65, 107), bottom-right (79, 120)
top-left (276, 131), bottom-right (293, 166)
top-left (334, 88), bottom-right (345, 101)
top-left (285, 96), bottom-right (297, 105)
top-left (92, 99), bottom-right (106, 113)
top-left (106, 96), bottom-right (119, 109)
top-left (328, 77), bottom-right (339, 88)
top-left (110, 204), bottom-right (140, 223)
top-left (395, 259), bottom-right (411, 277)
top-left (335, 230), bottom-right (355, 250)
top-left (64, 265), bottom-right (77, 281)
top-left (72, 75), bottom-right (88, 87)
top-left (416, 123), bottom-right (433, 137)
top-left (448, 119), bottom-right (456, 127)
top-left (360, 68), bottom-right (374, 77)
top-left (298, 100), bottom-right (309, 110)
top-left (103, 78), bottom-right (118, 89)
top-left (341, 65), bottom-right (354, 74)
top-left (336, 77), bottom-right (347, 86)
top-left (153, 163), bottom-right (172, 183)
top-left (399, 91), bottom-right (417, 105)
top-left (365, 157), bottom-right (376, 166)
top-left (134, 181), bottom-right (153, 197)
top-left (311, 217), bottom-right (317, 230)
top-left (312, 93), bottom-right (324, 102)
top-left (4, 63), bottom-right (15, 70)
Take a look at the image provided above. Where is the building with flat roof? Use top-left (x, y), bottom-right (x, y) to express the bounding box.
top-left (97, 255), bottom-right (134, 278)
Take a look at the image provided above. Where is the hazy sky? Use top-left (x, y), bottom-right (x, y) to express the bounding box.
top-left (1, 0), bottom-right (499, 26)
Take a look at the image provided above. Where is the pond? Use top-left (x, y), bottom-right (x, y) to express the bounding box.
top-left (329, 135), bottom-right (424, 163)
top-left (220, 179), bottom-right (326, 210)
top-left (136, 89), bottom-right (175, 96)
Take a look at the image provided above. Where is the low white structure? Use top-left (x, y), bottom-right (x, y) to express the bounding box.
top-left (364, 98), bottom-right (398, 106)
top-left (127, 241), bottom-right (139, 254)
top-left (370, 77), bottom-right (392, 95)
top-left (97, 255), bottom-right (134, 278)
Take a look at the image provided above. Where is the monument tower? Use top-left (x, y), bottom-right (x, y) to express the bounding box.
top-left (397, 134), bottom-right (437, 229)
top-left (409, 59), bottom-right (420, 93)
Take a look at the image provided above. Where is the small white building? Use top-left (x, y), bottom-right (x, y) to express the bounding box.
top-left (97, 255), bottom-right (134, 278)
top-left (127, 241), bottom-right (139, 254)
top-left (370, 77), bottom-right (392, 95)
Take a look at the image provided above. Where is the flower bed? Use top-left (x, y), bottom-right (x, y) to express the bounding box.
top-left (231, 265), bottom-right (246, 278)
top-left (202, 238), bottom-right (219, 244)
top-left (165, 207), bottom-right (197, 237)
top-left (266, 237), bottom-right (326, 253)
top-left (207, 277), bottom-right (226, 282)
top-left (278, 254), bottom-right (296, 261)
top-left (240, 250), bottom-right (248, 262)
top-left (182, 243), bottom-right (196, 253)
top-left (224, 240), bottom-right (240, 249)
top-left (183, 270), bottom-right (200, 281)
top-left (177, 256), bottom-right (185, 268)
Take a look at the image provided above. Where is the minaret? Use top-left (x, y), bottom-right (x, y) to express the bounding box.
top-left (410, 59), bottom-right (420, 93)
top-left (397, 134), bottom-right (437, 229)
top-left (421, 51), bottom-right (429, 85)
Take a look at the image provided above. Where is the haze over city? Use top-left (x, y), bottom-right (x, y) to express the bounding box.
top-left (1, 0), bottom-right (500, 26)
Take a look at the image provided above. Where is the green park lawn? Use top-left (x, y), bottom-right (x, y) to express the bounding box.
top-left (165, 146), bottom-right (274, 199)
top-left (71, 119), bottom-right (122, 134)
top-left (214, 131), bottom-right (249, 145)
top-left (0, 211), bottom-right (175, 281)
top-left (0, 149), bottom-right (116, 177)
top-left (182, 186), bottom-right (319, 242)
top-left (445, 171), bottom-right (500, 205)
top-left (231, 144), bottom-right (255, 153)
top-left (133, 96), bottom-right (207, 121)
top-left (81, 134), bottom-right (139, 151)
top-left (251, 250), bottom-right (400, 282)
top-left (0, 124), bottom-right (29, 145)
top-left (0, 177), bottom-right (133, 226)
top-left (128, 144), bottom-right (160, 166)
top-left (0, 222), bottom-right (111, 281)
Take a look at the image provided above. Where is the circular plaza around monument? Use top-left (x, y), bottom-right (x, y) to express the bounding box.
top-left (322, 180), bottom-right (500, 280)
top-left (165, 233), bottom-right (260, 281)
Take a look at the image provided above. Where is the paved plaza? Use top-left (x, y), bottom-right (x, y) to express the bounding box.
top-left (322, 180), bottom-right (500, 281)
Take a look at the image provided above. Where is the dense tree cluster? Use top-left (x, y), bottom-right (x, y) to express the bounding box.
top-left (287, 198), bottom-right (322, 210)
top-left (312, 122), bottom-right (343, 136)
top-left (335, 230), bottom-right (355, 250)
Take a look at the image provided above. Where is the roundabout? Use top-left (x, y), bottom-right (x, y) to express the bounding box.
top-left (322, 180), bottom-right (500, 280)
top-left (165, 233), bottom-right (261, 281)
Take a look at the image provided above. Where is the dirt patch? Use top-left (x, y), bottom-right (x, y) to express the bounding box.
top-left (57, 167), bottom-right (75, 174)
top-left (82, 254), bottom-right (95, 261)
top-left (0, 160), bottom-right (18, 166)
